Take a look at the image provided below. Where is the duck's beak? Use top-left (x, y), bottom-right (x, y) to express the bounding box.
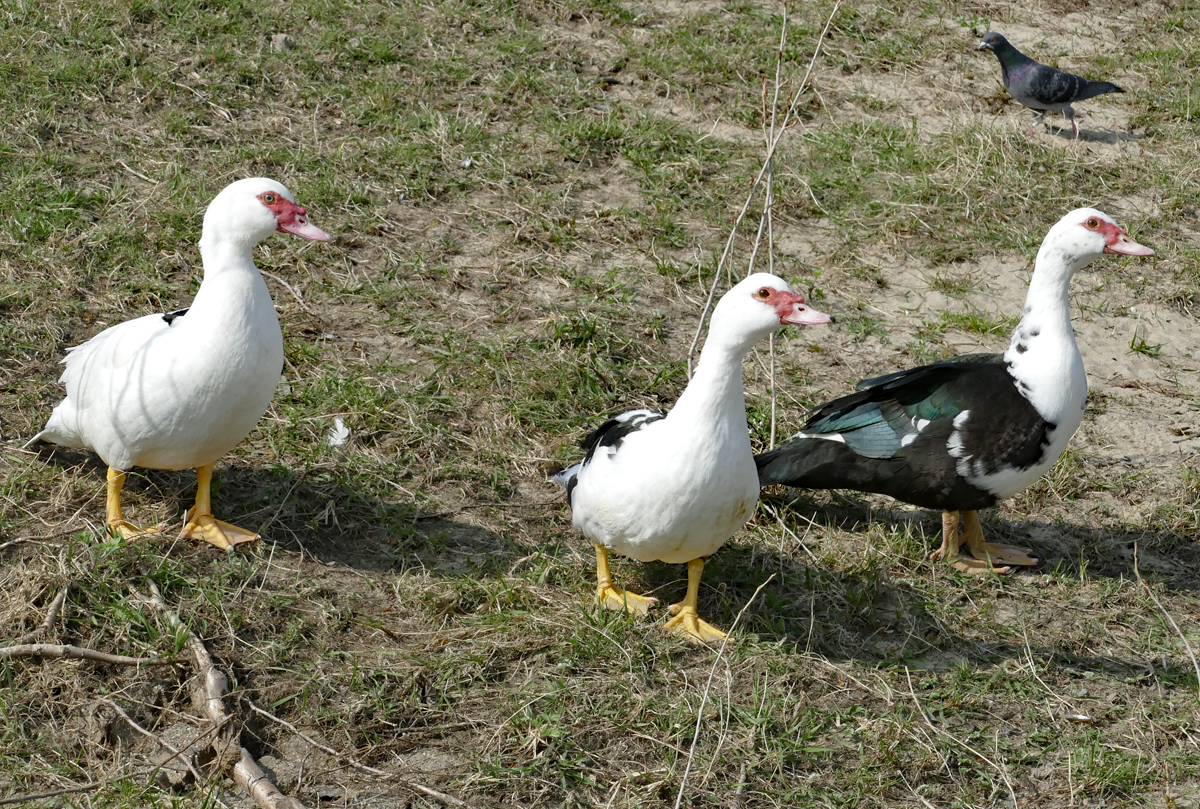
top-left (779, 293), bottom-right (834, 326)
top-left (278, 213), bottom-right (330, 241)
top-left (276, 200), bottom-right (331, 241)
top-left (1104, 229), bottom-right (1154, 257)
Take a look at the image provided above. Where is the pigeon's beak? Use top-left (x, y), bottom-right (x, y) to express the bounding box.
top-left (977, 41), bottom-right (991, 51)
top-left (1104, 229), bottom-right (1155, 257)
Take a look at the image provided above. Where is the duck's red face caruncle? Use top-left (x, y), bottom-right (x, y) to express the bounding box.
top-left (1081, 215), bottom-right (1154, 257)
top-left (258, 191), bottom-right (330, 241)
top-left (751, 285), bottom-right (833, 326)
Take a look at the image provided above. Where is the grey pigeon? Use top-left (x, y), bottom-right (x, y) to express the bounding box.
top-left (978, 32), bottom-right (1125, 138)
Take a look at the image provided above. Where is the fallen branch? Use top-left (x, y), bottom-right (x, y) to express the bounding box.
top-left (235, 748), bottom-right (307, 809)
top-left (146, 580), bottom-right (309, 809)
top-left (18, 583), bottom-right (71, 645)
top-left (0, 643), bottom-right (169, 666)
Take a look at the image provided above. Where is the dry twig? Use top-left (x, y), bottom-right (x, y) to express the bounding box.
top-left (18, 583), bottom-right (71, 645)
top-left (0, 782), bottom-right (104, 806)
top-left (0, 643), bottom-right (169, 666)
top-left (146, 580), bottom-right (310, 809)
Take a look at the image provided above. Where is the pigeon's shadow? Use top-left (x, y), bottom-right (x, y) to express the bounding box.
top-left (1048, 125), bottom-right (1146, 144)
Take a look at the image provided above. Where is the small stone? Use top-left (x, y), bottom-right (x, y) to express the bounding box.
top-left (270, 33), bottom-right (292, 52)
top-left (460, 156), bottom-right (473, 168)
top-left (349, 37), bottom-right (361, 48)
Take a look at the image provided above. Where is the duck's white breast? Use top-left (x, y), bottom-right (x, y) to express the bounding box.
top-left (570, 420), bottom-right (759, 565)
top-left (55, 288), bottom-right (283, 471)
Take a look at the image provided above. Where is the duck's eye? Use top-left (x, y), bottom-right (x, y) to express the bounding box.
top-left (263, 193), bottom-right (277, 204)
top-left (755, 287), bottom-right (772, 299)
top-left (1085, 217), bottom-right (1100, 229)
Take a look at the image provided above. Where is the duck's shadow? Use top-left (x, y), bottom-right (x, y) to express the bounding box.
top-left (672, 491), bottom-right (1200, 680)
top-left (23, 446), bottom-right (1196, 684)
top-left (22, 445), bottom-right (515, 575)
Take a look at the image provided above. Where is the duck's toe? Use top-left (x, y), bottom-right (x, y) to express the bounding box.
top-left (180, 511), bottom-right (259, 551)
top-left (597, 585), bottom-right (658, 616)
top-left (663, 605), bottom-right (727, 644)
top-left (106, 520), bottom-right (163, 542)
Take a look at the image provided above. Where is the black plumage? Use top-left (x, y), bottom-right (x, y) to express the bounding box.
top-left (161, 307), bottom-right (189, 325)
top-left (756, 354), bottom-right (1050, 511)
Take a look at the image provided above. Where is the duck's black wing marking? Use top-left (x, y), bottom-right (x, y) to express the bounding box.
top-left (553, 409), bottom-right (666, 505)
top-left (579, 409), bottom-right (666, 463)
top-left (162, 308), bottom-right (189, 325)
top-left (756, 353), bottom-right (1051, 510)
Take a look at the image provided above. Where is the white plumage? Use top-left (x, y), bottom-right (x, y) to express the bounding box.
top-left (556, 272), bottom-right (831, 642)
top-left (30, 177), bottom-right (329, 548)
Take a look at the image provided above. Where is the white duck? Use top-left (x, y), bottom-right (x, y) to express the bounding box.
top-left (29, 178), bottom-right (329, 550)
top-left (554, 273), bottom-right (832, 642)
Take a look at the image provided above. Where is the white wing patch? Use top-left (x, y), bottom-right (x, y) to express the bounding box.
top-left (946, 410), bottom-right (973, 475)
top-left (899, 417), bottom-right (932, 448)
top-left (794, 431), bottom-right (846, 444)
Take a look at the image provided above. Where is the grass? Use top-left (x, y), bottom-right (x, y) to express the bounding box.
top-left (1, 0), bottom-right (1200, 807)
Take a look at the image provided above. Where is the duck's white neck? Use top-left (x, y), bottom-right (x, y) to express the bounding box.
top-left (1003, 242), bottom-right (1088, 424)
top-left (189, 235), bottom-right (273, 323)
top-left (668, 332), bottom-right (751, 432)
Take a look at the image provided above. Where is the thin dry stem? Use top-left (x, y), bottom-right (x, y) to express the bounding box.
top-left (686, 0), bottom-right (841, 377)
top-left (672, 574), bottom-right (776, 809)
top-left (0, 782), bottom-right (104, 806)
top-left (1134, 543), bottom-right (1200, 701)
top-left (18, 583), bottom-right (70, 645)
top-left (0, 643), bottom-right (169, 666)
top-left (904, 666), bottom-right (1017, 807)
top-left (104, 698), bottom-right (205, 784)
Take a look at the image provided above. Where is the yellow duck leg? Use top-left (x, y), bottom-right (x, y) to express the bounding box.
top-left (930, 510), bottom-right (1036, 575)
top-left (664, 557), bottom-right (726, 644)
top-left (179, 464), bottom-right (260, 551)
top-left (105, 467), bottom-right (160, 540)
top-left (595, 543), bottom-right (657, 615)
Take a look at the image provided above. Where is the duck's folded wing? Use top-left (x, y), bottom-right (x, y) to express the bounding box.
top-left (552, 409), bottom-right (666, 504)
top-left (59, 313), bottom-right (177, 390)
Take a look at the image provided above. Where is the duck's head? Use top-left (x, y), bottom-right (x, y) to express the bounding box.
top-left (709, 272), bottom-right (832, 351)
top-left (202, 177), bottom-right (330, 249)
top-left (1041, 208), bottom-right (1154, 274)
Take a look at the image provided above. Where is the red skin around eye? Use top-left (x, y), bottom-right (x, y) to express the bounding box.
top-left (257, 191), bottom-right (307, 231)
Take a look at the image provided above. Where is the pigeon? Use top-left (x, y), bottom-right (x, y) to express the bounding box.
top-left (978, 32), bottom-right (1125, 138)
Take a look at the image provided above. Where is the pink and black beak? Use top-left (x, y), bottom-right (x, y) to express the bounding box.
top-left (775, 290), bottom-right (834, 326)
top-left (259, 192), bottom-right (330, 241)
top-left (1103, 224), bottom-right (1154, 257)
